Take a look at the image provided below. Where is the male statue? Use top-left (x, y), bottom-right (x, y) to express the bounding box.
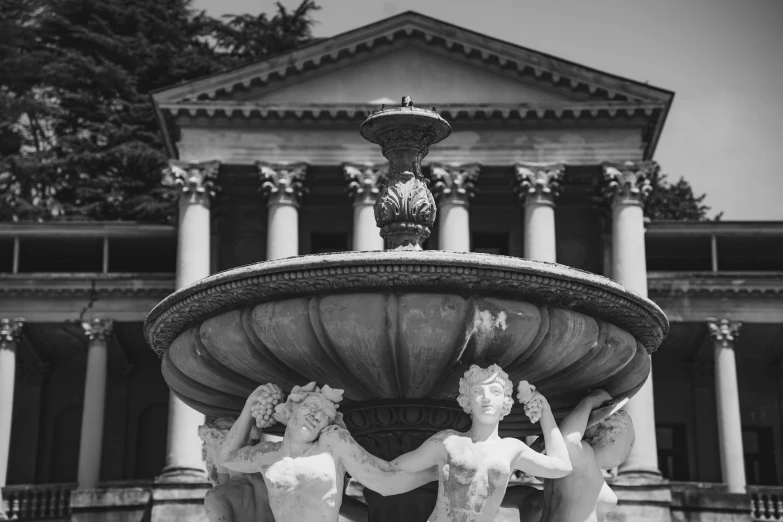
top-left (219, 382), bottom-right (436, 522)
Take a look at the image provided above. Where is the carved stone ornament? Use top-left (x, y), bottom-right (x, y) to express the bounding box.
top-left (257, 162), bottom-right (308, 207)
top-left (602, 161), bottom-right (653, 206)
top-left (343, 162), bottom-right (387, 205)
top-left (163, 160), bottom-right (220, 204)
top-left (81, 318), bottom-right (113, 343)
top-left (514, 162), bottom-right (564, 205)
top-left (360, 96), bottom-right (451, 250)
top-left (429, 163), bottom-right (480, 206)
top-left (0, 317), bottom-right (24, 350)
top-left (707, 318), bottom-right (741, 348)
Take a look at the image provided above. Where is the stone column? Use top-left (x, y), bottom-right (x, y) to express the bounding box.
top-left (258, 162), bottom-right (307, 260)
top-left (603, 161), bottom-right (660, 478)
top-left (430, 163), bottom-right (479, 252)
top-left (707, 318), bottom-right (746, 493)
top-left (515, 163), bottom-right (563, 262)
top-left (0, 318), bottom-right (24, 489)
top-left (76, 318), bottom-right (112, 489)
top-left (161, 160), bottom-right (219, 481)
top-left (344, 163), bottom-right (386, 251)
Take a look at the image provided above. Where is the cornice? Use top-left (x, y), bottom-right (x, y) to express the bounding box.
top-left (159, 101), bottom-right (666, 124)
top-left (0, 274), bottom-right (175, 298)
top-left (647, 272), bottom-right (783, 297)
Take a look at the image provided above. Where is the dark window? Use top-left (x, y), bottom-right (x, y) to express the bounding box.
top-left (134, 403), bottom-right (168, 479)
top-left (472, 232), bottom-right (509, 256)
top-left (657, 424), bottom-right (690, 481)
top-left (311, 233), bottom-right (348, 254)
top-left (743, 427), bottom-right (778, 485)
top-left (49, 406), bottom-right (82, 483)
top-left (19, 237), bottom-right (104, 272)
top-left (0, 237), bottom-right (13, 272)
top-left (646, 236), bottom-right (712, 271)
top-left (109, 236), bottom-right (176, 272)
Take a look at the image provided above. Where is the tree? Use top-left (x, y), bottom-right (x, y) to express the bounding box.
top-left (644, 163), bottom-right (721, 221)
top-left (0, 0), bottom-right (320, 223)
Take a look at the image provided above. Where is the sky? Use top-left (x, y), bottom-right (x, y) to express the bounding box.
top-left (193, 0), bottom-right (783, 220)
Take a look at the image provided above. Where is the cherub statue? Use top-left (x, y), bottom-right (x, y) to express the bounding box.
top-left (375, 364), bottom-right (573, 522)
top-left (538, 390), bottom-right (635, 522)
top-left (219, 382), bottom-right (436, 522)
top-left (198, 417), bottom-right (274, 522)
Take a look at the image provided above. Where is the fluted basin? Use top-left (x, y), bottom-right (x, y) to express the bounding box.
top-left (144, 250), bottom-right (667, 435)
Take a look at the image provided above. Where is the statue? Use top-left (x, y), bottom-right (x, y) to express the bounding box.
top-left (375, 364), bottom-right (574, 521)
top-left (538, 390), bottom-right (635, 522)
top-left (219, 382), bottom-right (437, 522)
top-left (198, 417), bottom-right (275, 522)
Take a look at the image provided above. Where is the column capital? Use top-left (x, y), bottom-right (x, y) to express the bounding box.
top-left (707, 318), bottom-right (742, 348)
top-left (0, 317), bottom-right (24, 350)
top-left (514, 162), bottom-right (564, 206)
top-left (258, 162), bottom-right (308, 207)
top-left (164, 160), bottom-right (220, 205)
top-left (429, 163), bottom-right (479, 206)
top-left (344, 162), bottom-right (387, 205)
top-left (81, 318), bottom-right (113, 343)
top-left (602, 161), bottom-right (653, 207)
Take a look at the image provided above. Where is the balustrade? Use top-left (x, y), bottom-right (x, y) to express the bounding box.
top-left (751, 487), bottom-right (783, 521)
top-left (1, 483), bottom-right (73, 520)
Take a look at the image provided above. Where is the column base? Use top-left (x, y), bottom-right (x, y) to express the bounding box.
top-left (155, 467), bottom-right (207, 484)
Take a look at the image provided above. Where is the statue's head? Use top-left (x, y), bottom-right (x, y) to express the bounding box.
top-left (583, 409), bottom-right (635, 469)
top-left (457, 364), bottom-right (514, 422)
top-left (274, 382), bottom-right (346, 443)
top-left (198, 417), bottom-right (260, 485)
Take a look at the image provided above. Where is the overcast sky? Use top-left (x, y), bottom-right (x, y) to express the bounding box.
top-left (194, 0), bottom-right (783, 220)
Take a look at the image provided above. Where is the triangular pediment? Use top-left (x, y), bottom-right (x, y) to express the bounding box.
top-left (152, 12), bottom-right (672, 106)
top-left (241, 46), bottom-right (582, 104)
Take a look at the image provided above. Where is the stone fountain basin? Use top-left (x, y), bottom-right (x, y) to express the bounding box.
top-left (144, 251), bottom-right (668, 433)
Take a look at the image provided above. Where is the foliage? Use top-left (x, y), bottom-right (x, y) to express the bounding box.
top-left (644, 163), bottom-right (721, 221)
top-left (0, 0), bottom-right (320, 223)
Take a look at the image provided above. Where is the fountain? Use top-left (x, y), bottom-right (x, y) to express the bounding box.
top-left (144, 97), bottom-right (668, 521)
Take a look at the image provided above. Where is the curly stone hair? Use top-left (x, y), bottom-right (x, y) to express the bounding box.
top-left (584, 409), bottom-right (633, 448)
top-left (457, 364), bottom-right (514, 418)
top-left (273, 382), bottom-right (347, 429)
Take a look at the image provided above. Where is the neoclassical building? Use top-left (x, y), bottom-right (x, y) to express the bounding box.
top-left (1, 11), bottom-right (781, 522)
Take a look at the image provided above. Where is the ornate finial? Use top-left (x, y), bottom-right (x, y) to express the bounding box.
top-left (344, 163), bottom-right (387, 205)
top-left (430, 163), bottom-right (480, 206)
top-left (163, 160), bottom-right (220, 205)
top-left (602, 161), bottom-right (653, 206)
top-left (359, 96), bottom-right (451, 250)
top-left (257, 162), bottom-right (308, 207)
top-left (514, 162), bottom-right (564, 206)
top-left (0, 318), bottom-right (24, 350)
top-left (707, 318), bottom-right (741, 348)
top-left (81, 318), bottom-right (113, 343)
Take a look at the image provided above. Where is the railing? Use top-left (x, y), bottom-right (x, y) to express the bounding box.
top-left (1, 483), bottom-right (74, 520)
top-left (751, 486), bottom-right (783, 521)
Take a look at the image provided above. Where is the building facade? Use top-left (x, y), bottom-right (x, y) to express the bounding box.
top-left (1, 11), bottom-right (781, 522)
